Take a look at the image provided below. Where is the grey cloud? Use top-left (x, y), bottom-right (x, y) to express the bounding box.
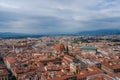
top-left (0, 0), bottom-right (120, 34)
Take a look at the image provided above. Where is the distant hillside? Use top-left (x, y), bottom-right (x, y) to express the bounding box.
top-left (0, 32), bottom-right (43, 39)
top-left (0, 32), bottom-right (26, 36)
top-left (77, 29), bottom-right (120, 36)
top-left (0, 29), bottom-right (120, 38)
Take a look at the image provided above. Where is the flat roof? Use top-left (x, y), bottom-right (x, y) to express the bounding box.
top-left (80, 45), bottom-right (97, 50)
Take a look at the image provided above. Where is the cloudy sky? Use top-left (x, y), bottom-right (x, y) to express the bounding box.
top-left (0, 0), bottom-right (120, 34)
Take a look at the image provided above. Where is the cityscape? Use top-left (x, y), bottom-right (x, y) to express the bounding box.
top-left (0, 35), bottom-right (120, 80)
top-left (0, 0), bottom-right (120, 80)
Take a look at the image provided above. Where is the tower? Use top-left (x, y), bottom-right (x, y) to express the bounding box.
top-left (70, 62), bottom-right (81, 74)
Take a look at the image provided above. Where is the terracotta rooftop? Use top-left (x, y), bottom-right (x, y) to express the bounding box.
top-left (5, 57), bottom-right (17, 64)
top-left (102, 60), bottom-right (120, 70)
top-left (54, 44), bottom-right (65, 51)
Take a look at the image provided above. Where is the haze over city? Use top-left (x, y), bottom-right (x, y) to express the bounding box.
top-left (0, 0), bottom-right (120, 34)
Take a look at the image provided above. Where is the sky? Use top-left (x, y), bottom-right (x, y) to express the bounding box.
top-left (0, 0), bottom-right (120, 34)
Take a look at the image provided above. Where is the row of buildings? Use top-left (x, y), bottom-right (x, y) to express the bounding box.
top-left (0, 36), bottom-right (119, 80)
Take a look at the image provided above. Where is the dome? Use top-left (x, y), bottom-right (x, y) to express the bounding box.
top-left (54, 44), bottom-right (65, 51)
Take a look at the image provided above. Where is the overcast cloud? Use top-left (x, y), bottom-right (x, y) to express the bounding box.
top-left (0, 0), bottom-right (120, 34)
